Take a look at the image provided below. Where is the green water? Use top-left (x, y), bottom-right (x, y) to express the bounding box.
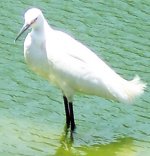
top-left (0, 0), bottom-right (150, 155)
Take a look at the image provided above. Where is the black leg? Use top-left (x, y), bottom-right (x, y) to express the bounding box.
top-left (69, 102), bottom-right (76, 131)
top-left (63, 96), bottom-right (70, 128)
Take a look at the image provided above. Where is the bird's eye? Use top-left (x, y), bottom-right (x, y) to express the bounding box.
top-left (31, 17), bottom-right (38, 25)
top-left (34, 17), bottom-right (38, 22)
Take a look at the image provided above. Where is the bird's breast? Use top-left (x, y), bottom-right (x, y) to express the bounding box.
top-left (24, 39), bottom-right (51, 79)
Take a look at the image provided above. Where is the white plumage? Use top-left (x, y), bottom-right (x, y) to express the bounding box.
top-left (15, 8), bottom-right (146, 131)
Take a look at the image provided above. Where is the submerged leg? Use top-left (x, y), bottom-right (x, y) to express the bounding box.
top-left (69, 102), bottom-right (76, 131)
top-left (63, 96), bottom-right (70, 128)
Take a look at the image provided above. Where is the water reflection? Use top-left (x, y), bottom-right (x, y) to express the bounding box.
top-left (62, 125), bottom-right (74, 144)
top-left (54, 127), bottom-right (74, 156)
top-left (55, 136), bottom-right (150, 156)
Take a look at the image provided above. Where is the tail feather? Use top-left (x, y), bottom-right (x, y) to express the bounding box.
top-left (121, 75), bottom-right (146, 103)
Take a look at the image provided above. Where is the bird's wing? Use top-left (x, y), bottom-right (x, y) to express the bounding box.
top-left (45, 30), bottom-right (125, 100)
top-left (46, 30), bottom-right (118, 78)
top-left (54, 31), bottom-right (102, 64)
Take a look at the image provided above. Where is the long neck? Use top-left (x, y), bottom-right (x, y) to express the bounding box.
top-left (30, 17), bottom-right (54, 45)
top-left (43, 18), bottom-right (54, 34)
top-left (31, 16), bottom-right (53, 37)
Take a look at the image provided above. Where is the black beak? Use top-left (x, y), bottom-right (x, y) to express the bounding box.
top-left (15, 23), bottom-right (30, 42)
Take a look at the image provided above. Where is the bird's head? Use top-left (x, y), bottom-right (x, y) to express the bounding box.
top-left (15, 8), bottom-right (44, 42)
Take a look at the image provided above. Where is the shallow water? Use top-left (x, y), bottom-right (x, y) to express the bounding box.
top-left (0, 0), bottom-right (150, 155)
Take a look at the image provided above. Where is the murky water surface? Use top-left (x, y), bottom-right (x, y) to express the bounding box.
top-left (0, 0), bottom-right (149, 155)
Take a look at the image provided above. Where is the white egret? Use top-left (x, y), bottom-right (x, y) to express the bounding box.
top-left (15, 8), bottom-right (146, 131)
